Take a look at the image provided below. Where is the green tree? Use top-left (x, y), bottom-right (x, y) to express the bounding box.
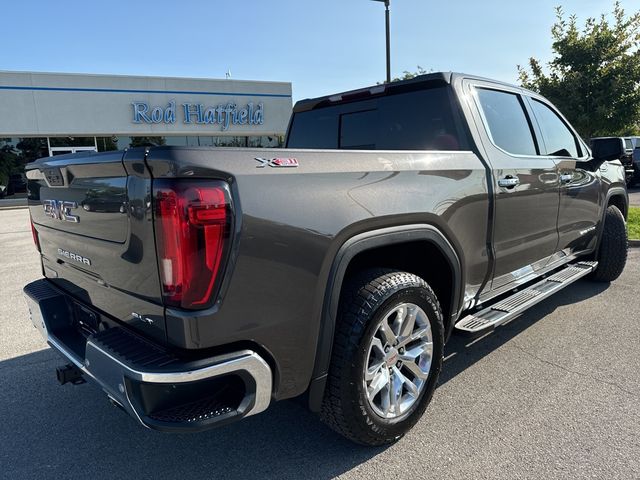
top-left (0, 143), bottom-right (19, 186)
top-left (392, 66), bottom-right (431, 82)
top-left (379, 66), bottom-right (432, 84)
top-left (518, 2), bottom-right (640, 138)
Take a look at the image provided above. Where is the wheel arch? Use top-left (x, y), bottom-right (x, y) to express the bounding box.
top-left (591, 187), bottom-right (628, 256)
top-left (606, 188), bottom-right (628, 219)
top-left (307, 224), bottom-right (463, 411)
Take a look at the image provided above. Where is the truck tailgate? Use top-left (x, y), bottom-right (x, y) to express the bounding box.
top-left (25, 149), bottom-right (166, 343)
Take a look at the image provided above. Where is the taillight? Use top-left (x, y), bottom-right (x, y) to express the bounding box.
top-left (30, 219), bottom-right (41, 252)
top-left (153, 180), bottom-right (231, 310)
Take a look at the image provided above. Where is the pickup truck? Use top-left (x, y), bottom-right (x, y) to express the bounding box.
top-left (23, 72), bottom-right (629, 446)
top-left (623, 137), bottom-right (640, 187)
top-left (603, 137), bottom-right (637, 187)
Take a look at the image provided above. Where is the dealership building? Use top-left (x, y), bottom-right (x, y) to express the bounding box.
top-left (0, 70), bottom-right (292, 165)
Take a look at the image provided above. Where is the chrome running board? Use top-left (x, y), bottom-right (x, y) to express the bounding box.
top-left (455, 261), bottom-right (598, 334)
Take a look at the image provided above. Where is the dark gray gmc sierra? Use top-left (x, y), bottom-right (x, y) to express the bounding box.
top-left (23, 72), bottom-right (629, 446)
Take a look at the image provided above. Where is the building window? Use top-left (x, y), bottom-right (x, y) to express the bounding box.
top-left (0, 138), bottom-right (48, 183)
top-left (128, 137), bottom-right (166, 148)
top-left (248, 135), bottom-right (283, 148)
top-left (96, 137), bottom-right (119, 152)
top-left (48, 136), bottom-right (96, 148)
top-left (164, 136), bottom-right (188, 146)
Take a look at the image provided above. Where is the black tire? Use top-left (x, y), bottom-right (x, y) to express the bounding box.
top-left (590, 205), bottom-right (628, 282)
top-left (320, 269), bottom-right (444, 446)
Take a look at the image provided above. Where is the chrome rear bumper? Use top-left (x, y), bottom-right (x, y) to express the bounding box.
top-left (24, 279), bottom-right (272, 432)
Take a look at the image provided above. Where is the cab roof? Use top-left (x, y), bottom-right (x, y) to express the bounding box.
top-left (292, 72), bottom-right (523, 113)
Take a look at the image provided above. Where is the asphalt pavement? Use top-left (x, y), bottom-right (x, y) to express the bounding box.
top-left (1, 208), bottom-right (639, 480)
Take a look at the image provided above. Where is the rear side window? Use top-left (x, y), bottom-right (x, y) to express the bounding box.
top-left (530, 99), bottom-right (580, 157)
top-left (287, 86), bottom-right (468, 151)
top-left (476, 88), bottom-right (537, 156)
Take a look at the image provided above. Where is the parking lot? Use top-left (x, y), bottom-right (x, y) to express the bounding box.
top-left (1, 208), bottom-right (639, 480)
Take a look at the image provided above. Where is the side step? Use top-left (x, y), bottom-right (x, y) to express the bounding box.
top-left (455, 261), bottom-right (597, 334)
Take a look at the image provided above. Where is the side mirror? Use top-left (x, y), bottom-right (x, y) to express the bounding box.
top-left (590, 137), bottom-right (625, 162)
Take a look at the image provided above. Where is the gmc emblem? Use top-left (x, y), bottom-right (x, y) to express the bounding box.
top-left (43, 200), bottom-right (80, 223)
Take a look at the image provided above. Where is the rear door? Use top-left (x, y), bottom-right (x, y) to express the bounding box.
top-left (466, 81), bottom-right (560, 291)
top-left (26, 149), bottom-right (166, 342)
top-left (526, 96), bottom-right (601, 258)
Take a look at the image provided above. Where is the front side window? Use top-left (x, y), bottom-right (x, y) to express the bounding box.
top-left (476, 88), bottom-right (537, 156)
top-left (530, 99), bottom-right (580, 157)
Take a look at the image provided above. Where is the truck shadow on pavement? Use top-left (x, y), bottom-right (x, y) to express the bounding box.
top-left (439, 280), bottom-right (609, 385)
top-left (1, 281), bottom-right (609, 480)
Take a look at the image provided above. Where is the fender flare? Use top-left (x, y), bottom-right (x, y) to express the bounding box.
top-left (307, 224), bottom-right (463, 411)
top-left (593, 187), bottom-right (628, 254)
top-left (604, 187), bottom-right (629, 218)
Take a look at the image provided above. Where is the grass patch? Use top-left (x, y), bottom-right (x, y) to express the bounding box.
top-left (629, 206), bottom-right (640, 240)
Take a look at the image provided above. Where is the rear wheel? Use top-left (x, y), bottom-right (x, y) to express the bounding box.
top-left (590, 205), bottom-right (627, 282)
top-left (320, 270), bottom-right (444, 446)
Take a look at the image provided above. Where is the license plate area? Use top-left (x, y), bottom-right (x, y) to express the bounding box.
top-left (71, 300), bottom-right (122, 339)
top-left (73, 302), bottom-right (101, 337)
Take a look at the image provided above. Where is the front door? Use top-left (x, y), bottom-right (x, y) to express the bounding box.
top-left (525, 96), bottom-right (601, 258)
top-left (468, 83), bottom-right (561, 291)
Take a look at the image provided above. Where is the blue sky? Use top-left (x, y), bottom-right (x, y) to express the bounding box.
top-left (2, 0), bottom-right (627, 101)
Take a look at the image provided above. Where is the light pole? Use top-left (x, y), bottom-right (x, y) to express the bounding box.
top-left (371, 0), bottom-right (391, 83)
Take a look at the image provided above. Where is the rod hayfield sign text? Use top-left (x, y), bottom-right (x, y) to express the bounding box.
top-left (132, 101), bottom-right (264, 131)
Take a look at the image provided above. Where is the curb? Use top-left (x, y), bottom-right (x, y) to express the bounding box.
top-left (0, 205), bottom-right (28, 211)
top-left (630, 239), bottom-right (640, 248)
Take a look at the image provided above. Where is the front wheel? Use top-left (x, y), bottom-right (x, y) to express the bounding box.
top-left (320, 270), bottom-right (444, 446)
top-left (590, 205), bottom-right (628, 282)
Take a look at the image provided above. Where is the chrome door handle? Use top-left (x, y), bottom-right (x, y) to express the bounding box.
top-left (498, 176), bottom-right (520, 188)
top-left (560, 173), bottom-right (573, 184)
